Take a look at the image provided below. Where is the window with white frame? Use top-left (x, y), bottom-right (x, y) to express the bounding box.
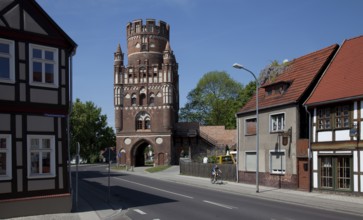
top-left (270, 150), bottom-right (286, 174)
top-left (0, 38), bottom-right (15, 83)
top-left (270, 113), bottom-right (285, 132)
top-left (27, 135), bottom-right (55, 178)
top-left (29, 44), bottom-right (58, 87)
top-left (245, 151), bottom-right (256, 172)
top-left (0, 134), bottom-right (12, 180)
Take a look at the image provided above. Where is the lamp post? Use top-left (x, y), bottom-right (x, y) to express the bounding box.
top-left (233, 63), bottom-right (259, 193)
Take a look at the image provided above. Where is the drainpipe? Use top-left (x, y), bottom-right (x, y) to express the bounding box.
top-left (68, 50), bottom-right (75, 198)
top-left (304, 105), bottom-right (312, 192)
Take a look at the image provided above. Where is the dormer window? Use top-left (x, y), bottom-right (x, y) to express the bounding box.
top-left (263, 81), bottom-right (291, 97)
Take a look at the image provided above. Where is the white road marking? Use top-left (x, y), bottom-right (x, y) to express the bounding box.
top-left (115, 177), bottom-right (194, 199)
top-left (134, 209), bottom-right (146, 215)
top-left (203, 200), bottom-right (237, 209)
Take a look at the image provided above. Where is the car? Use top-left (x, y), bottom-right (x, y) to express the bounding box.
top-left (70, 157), bottom-right (87, 164)
top-left (216, 155), bottom-right (235, 164)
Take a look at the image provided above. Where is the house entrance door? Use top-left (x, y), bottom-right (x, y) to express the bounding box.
top-left (298, 158), bottom-right (309, 191)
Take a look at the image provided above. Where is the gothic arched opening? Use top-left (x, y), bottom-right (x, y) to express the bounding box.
top-left (134, 142), bottom-right (154, 167)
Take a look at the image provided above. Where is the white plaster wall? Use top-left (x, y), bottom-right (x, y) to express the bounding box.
top-left (335, 130), bottom-right (350, 141)
top-left (28, 179), bottom-right (55, 191)
top-left (313, 151), bottom-right (318, 170)
top-left (27, 116), bottom-right (54, 132)
top-left (30, 88), bottom-right (58, 104)
top-left (317, 131), bottom-right (333, 142)
top-left (0, 114), bottom-right (10, 130)
top-left (354, 174), bottom-right (358, 192)
top-left (0, 85), bottom-right (15, 101)
top-left (353, 151), bottom-right (358, 172)
top-left (0, 182), bottom-right (11, 193)
top-left (313, 172), bottom-right (318, 188)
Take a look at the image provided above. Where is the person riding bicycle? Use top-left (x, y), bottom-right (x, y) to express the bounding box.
top-left (211, 164), bottom-right (222, 182)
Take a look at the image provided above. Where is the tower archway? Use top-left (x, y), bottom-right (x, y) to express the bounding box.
top-left (132, 141), bottom-right (154, 167)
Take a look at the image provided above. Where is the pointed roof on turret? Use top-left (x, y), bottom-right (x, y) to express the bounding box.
top-left (165, 41), bottom-right (171, 51)
top-left (116, 43), bottom-right (122, 53)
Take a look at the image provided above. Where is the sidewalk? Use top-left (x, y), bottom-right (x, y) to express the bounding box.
top-left (130, 166), bottom-right (363, 217)
top-left (9, 165), bottom-right (363, 219)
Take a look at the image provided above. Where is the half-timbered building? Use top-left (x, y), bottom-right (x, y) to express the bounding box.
top-left (0, 0), bottom-right (76, 218)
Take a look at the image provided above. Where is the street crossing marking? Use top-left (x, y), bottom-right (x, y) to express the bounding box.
top-left (134, 209), bottom-right (146, 215)
top-left (203, 200), bottom-right (237, 209)
top-left (115, 177), bottom-right (194, 199)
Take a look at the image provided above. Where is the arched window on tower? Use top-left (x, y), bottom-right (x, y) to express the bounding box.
top-left (149, 93), bottom-right (155, 106)
top-left (131, 93), bottom-right (137, 106)
top-left (135, 112), bottom-right (151, 131)
top-left (145, 117), bottom-right (151, 129)
top-left (136, 117), bottom-right (143, 130)
top-left (114, 87), bottom-right (121, 106)
top-left (140, 93), bottom-right (146, 106)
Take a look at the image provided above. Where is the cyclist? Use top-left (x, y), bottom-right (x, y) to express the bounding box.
top-left (211, 164), bottom-right (222, 183)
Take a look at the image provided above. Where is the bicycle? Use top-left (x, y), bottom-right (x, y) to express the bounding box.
top-left (210, 171), bottom-right (222, 184)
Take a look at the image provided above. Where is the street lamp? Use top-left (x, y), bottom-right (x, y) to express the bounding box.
top-left (233, 63), bottom-right (260, 193)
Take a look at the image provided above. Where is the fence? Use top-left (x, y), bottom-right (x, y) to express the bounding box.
top-left (180, 160), bottom-right (237, 182)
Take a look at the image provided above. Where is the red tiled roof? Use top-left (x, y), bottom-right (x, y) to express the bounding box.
top-left (305, 36), bottom-right (363, 106)
top-left (238, 44), bottom-right (338, 114)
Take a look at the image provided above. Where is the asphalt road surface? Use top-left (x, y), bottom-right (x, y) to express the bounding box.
top-left (72, 165), bottom-right (362, 220)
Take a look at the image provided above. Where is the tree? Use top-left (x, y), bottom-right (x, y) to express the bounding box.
top-left (259, 60), bottom-right (289, 85)
top-left (70, 98), bottom-right (115, 162)
top-left (180, 71), bottom-right (245, 129)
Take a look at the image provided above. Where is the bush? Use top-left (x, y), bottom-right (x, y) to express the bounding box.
top-left (208, 155), bottom-right (216, 164)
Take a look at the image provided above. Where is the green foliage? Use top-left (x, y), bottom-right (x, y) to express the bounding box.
top-left (70, 98), bottom-right (115, 162)
top-left (208, 155), bottom-right (216, 163)
top-left (180, 71), bottom-right (255, 129)
top-left (259, 60), bottom-right (289, 85)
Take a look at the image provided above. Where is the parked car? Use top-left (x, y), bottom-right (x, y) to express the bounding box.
top-left (70, 157), bottom-right (87, 164)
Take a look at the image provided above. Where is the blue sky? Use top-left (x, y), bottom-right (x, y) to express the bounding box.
top-left (37, 0), bottom-right (363, 128)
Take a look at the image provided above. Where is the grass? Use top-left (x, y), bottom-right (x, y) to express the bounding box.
top-left (110, 164), bottom-right (171, 173)
top-left (111, 165), bottom-right (127, 170)
top-left (145, 165), bottom-right (171, 173)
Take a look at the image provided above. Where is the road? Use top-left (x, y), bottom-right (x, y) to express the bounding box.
top-left (72, 164), bottom-right (362, 220)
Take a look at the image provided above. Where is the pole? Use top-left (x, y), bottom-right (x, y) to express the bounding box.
top-left (255, 77), bottom-right (259, 193)
top-left (75, 142), bottom-right (80, 210)
top-left (108, 147), bottom-right (111, 203)
top-left (233, 63), bottom-right (259, 193)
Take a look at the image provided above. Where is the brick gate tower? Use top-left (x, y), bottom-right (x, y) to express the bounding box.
top-left (114, 19), bottom-right (179, 167)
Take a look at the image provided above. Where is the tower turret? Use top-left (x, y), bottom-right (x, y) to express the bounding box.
top-left (114, 43), bottom-right (124, 67)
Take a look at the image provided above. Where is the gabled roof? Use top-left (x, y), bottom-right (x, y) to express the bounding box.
top-left (0, 0), bottom-right (77, 52)
top-left (237, 44), bottom-right (338, 115)
top-left (305, 35), bottom-right (363, 106)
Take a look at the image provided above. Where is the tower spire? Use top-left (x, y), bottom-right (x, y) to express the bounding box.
top-left (114, 43), bottom-right (124, 66)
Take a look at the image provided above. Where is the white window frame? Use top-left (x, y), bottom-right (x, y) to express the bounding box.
top-left (269, 149), bottom-right (286, 174)
top-left (270, 112), bottom-right (285, 132)
top-left (0, 134), bottom-right (12, 180)
top-left (245, 151), bottom-right (256, 172)
top-left (29, 44), bottom-right (58, 88)
top-left (27, 135), bottom-right (55, 179)
top-left (0, 38), bottom-right (15, 83)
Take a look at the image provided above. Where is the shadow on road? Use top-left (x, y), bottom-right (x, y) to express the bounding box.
top-left (71, 169), bottom-right (177, 214)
